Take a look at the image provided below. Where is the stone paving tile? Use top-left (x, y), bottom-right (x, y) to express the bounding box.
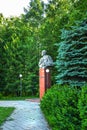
top-left (0, 101), bottom-right (51, 130)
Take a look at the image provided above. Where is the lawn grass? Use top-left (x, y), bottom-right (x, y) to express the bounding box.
top-left (0, 107), bottom-right (15, 125)
top-left (0, 96), bottom-right (39, 100)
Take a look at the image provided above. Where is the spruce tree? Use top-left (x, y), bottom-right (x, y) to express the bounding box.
top-left (56, 20), bottom-right (87, 87)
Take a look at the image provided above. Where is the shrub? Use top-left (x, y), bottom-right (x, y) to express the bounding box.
top-left (78, 86), bottom-right (87, 130)
top-left (41, 85), bottom-right (81, 130)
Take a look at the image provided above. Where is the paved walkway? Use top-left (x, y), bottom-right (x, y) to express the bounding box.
top-left (0, 100), bottom-right (51, 130)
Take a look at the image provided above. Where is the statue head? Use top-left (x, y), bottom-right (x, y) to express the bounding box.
top-left (41, 50), bottom-right (47, 56)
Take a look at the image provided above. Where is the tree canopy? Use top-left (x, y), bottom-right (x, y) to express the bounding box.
top-left (56, 20), bottom-right (87, 87)
top-left (0, 0), bottom-right (87, 96)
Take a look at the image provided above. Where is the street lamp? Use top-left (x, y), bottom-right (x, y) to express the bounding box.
top-left (46, 69), bottom-right (50, 73)
top-left (19, 74), bottom-right (22, 96)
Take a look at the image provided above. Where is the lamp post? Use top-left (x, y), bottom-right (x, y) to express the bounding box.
top-left (19, 74), bottom-right (22, 96)
top-left (46, 68), bottom-right (51, 90)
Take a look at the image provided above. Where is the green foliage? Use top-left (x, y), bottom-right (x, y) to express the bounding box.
top-left (39, 0), bottom-right (87, 84)
top-left (56, 20), bottom-right (87, 87)
top-left (78, 86), bottom-right (87, 130)
top-left (0, 93), bottom-right (3, 99)
top-left (0, 16), bottom-right (39, 96)
top-left (1, 0), bottom-right (87, 96)
top-left (0, 107), bottom-right (15, 125)
top-left (40, 0), bottom-right (87, 56)
top-left (0, 96), bottom-right (37, 100)
top-left (41, 85), bottom-right (81, 130)
top-left (41, 85), bottom-right (87, 130)
top-left (24, 0), bottom-right (44, 27)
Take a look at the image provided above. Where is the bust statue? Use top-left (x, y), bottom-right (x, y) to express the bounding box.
top-left (39, 50), bottom-right (54, 68)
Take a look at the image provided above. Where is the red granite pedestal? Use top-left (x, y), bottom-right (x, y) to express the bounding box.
top-left (39, 68), bottom-right (51, 99)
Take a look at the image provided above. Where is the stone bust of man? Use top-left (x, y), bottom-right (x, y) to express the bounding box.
top-left (39, 50), bottom-right (54, 68)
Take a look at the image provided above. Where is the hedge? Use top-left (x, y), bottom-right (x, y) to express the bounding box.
top-left (40, 85), bottom-right (87, 130)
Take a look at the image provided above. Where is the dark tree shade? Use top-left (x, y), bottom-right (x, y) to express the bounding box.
top-left (56, 20), bottom-right (87, 87)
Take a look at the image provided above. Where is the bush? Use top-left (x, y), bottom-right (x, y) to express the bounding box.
top-left (41, 85), bottom-right (81, 130)
top-left (78, 86), bottom-right (87, 130)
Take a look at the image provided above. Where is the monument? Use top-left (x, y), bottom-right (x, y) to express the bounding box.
top-left (39, 50), bottom-right (53, 99)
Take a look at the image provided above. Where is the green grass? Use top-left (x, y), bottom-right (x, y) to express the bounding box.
top-left (0, 96), bottom-right (38, 100)
top-left (0, 107), bottom-right (15, 125)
